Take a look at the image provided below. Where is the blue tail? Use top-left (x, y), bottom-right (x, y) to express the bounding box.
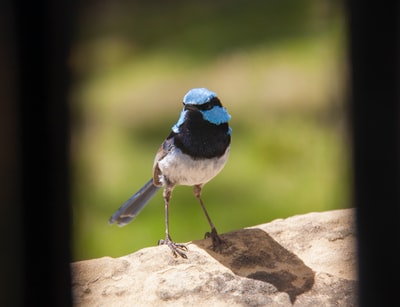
top-left (109, 178), bottom-right (161, 226)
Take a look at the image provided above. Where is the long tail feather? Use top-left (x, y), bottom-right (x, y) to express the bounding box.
top-left (109, 178), bottom-right (161, 226)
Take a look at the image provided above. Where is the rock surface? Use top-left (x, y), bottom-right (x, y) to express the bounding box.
top-left (71, 209), bottom-right (357, 306)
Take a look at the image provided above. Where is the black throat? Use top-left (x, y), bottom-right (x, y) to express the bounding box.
top-left (169, 111), bottom-right (230, 159)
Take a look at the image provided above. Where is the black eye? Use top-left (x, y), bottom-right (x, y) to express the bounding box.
top-left (204, 102), bottom-right (213, 110)
top-left (195, 102), bottom-right (213, 111)
top-left (210, 97), bottom-right (222, 107)
top-left (184, 97), bottom-right (222, 111)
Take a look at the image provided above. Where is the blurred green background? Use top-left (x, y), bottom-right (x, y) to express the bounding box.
top-left (70, 0), bottom-right (351, 261)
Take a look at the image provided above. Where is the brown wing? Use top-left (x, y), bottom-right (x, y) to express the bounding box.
top-left (152, 136), bottom-right (175, 186)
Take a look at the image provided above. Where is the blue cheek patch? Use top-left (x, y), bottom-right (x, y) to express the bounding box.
top-left (172, 106), bottom-right (231, 133)
top-left (172, 109), bottom-right (187, 133)
top-left (201, 106), bottom-right (231, 125)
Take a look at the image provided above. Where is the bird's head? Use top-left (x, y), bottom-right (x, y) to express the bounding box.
top-left (172, 88), bottom-right (231, 133)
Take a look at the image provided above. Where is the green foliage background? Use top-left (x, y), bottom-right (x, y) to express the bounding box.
top-left (70, 0), bottom-right (351, 261)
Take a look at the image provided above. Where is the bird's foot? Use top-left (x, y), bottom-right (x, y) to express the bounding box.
top-left (204, 227), bottom-right (226, 253)
top-left (158, 236), bottom-right (188, 259)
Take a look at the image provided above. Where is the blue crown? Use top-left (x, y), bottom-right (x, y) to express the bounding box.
top-left (183, 88), bottom-right (217, 105)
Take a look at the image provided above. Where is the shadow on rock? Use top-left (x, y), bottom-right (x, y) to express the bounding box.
top-left (193, 228), bottom-right (315, 303)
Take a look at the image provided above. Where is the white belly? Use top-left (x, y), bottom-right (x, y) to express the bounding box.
top-left (157, 146), bottom-right (230, 186)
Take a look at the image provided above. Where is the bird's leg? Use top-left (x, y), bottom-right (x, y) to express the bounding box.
top-left (193, 185), bottom-right (225, 252)
top-left (158, 186), bottom-right (188, 258)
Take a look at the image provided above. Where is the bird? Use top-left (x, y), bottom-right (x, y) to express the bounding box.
top-left (109, 88), bottom-right (232, 258)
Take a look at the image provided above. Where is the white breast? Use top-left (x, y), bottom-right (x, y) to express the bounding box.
top-left (157, 145), bottom-right (230, 186)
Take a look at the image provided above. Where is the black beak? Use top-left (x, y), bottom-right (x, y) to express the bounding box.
top-left (184, 104), bottom-right (198, 111)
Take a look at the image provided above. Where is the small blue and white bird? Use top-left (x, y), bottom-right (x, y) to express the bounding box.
top-left (109, 88), bottom-right (232, 258)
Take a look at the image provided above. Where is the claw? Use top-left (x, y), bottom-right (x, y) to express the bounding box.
top-left (204, 227), bottom-right (226, 252)
top-left (158, 237), bottom-right (188, 259)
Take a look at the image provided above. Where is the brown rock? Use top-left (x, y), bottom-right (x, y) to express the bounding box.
top-left (71, 208), bottom-right (357, 306)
